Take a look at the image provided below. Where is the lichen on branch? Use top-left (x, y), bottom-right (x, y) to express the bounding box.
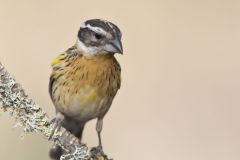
top-left (0, 62), bottom-right (110, 160)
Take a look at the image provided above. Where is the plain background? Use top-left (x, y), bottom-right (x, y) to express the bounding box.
top-left (0, 0), bottom-right (240, 160)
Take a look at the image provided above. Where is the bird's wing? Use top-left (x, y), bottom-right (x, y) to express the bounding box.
top-left (49, 52), bottom-right (68, 100)
top-left (49, 46), bottom-right (81, 100)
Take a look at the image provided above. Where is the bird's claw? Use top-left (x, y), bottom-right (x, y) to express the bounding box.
top-left (90, 145), bottom-right (112, 160)
top-left (49, 112), bottom-right (64, 140)
top-left (49, 117), bottom-right (56, 124)
top-left (96, 144), bottom-right (103, 152)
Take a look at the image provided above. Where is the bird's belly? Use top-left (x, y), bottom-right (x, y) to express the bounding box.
top-left (71, 98), bottom-right (108, 121)
top-left (54, 85), bottom-right (109, 122)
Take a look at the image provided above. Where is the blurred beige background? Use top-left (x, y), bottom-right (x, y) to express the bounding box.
top-left (0, 0), bottom-right (240, 159)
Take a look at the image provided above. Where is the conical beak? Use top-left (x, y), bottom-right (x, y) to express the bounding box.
top-left (104, 38), bottom-right (123, 54)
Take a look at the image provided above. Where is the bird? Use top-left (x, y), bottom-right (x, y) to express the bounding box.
top-left (48, 19), bottom-right (122, 159)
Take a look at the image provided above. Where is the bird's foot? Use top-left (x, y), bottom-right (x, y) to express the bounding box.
top-left (96, 144), bottom-right (103, 152)
top-left (90, 146), bottom-right (104, 160)
top-left (90, 145), bottom-right (112, 160)
top-left (49, 112), bottom-right (65, 140)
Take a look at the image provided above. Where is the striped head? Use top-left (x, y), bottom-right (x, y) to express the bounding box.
top-left (76, 19), bottom-right (123, 56)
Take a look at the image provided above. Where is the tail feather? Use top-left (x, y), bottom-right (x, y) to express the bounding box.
top-left (49, 145), bottom-right (63, 160)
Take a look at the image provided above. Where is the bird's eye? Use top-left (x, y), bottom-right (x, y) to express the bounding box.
top-left (94, 33), bottom-right (103, 40)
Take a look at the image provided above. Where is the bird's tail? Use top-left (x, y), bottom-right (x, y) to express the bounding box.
top-left (49, 116), bottom-right (85, 160)
top-left (49, 145), bottom-right (63, 160)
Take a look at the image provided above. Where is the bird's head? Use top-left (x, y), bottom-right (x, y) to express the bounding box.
top-left (76, 19), bottom-right (123, 56)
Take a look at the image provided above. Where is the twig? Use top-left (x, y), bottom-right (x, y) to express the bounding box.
top-left (0, 62), bottom-right (111, 160)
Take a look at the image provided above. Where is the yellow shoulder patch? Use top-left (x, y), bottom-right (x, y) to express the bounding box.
top-left (51, 53), bottom-right (66, 65)
top-left (51, 56), bottom-right (60, 65)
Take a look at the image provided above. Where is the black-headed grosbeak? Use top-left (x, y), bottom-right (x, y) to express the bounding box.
top-left (49, 19), bottom-right (122, 159)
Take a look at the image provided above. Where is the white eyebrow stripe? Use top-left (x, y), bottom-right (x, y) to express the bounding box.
top-left (82, 23), bottom-right (107, 35)
top-left (107, 22), bottom-right (114, 29)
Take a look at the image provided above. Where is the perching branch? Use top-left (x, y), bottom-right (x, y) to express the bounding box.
top-left (0, 62), bottom-right (111, 160)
